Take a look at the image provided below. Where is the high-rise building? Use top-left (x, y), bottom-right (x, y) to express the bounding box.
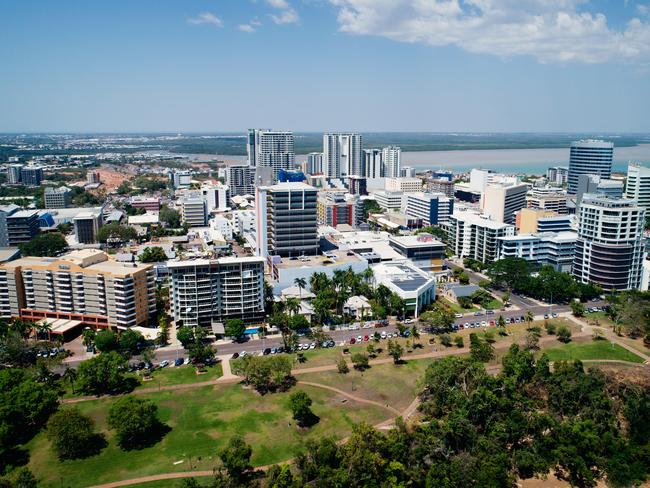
top-left (180, 192), bottom-right (208, 227)
top-left (347, 175), bottom-right (367, 196)
top-left (382, 146), bottom-right (401, 178)
top-left (74, 208), bottom-right (103, 244)
top-left (567, 140), bottom-right (614, 194)
top-left (247, 129), bottom-right (295, 180)
top-left (255, 182), bottom-right (318, 258)
top-left (323, 133), bottom-right (362, 178)
top-left (226, 165), bottom-right (254, 197)
top-left (625, 163), bottom-right (650, 210)
top-left (426, 178), bottom-right (455, 197)
top-left (7, 164), bottom-right (23, 184)
top-left (547, 166), bottom-right (569, 186)
top-left (170, 170), bottom-right (191, 189)
top-left (401, 166), bottom-right (416, 178)
top-left (20, 167), bottom-right (43, 186)
top-left (444, 212), bottom-right (516, 263)
top-left (404, 192), bottom-right (454, 226)
top-left (317, 192), bottom-right (362, 228)
top-left (168, 256), bottom-right (265, 328)
top-left (306, 152), bottom-right (323, 174)
top-left (526, 187), bottom-right (569, 214)
top-left (576, 174), bottom-right (624, 206)
top-left (363, 148), bottom-right (383, 179)
top-left (481, 183), bottom-right (529, 224)
top-left (0, 249), bottom-right (156, 329)
top-left (573, 195), bottom-right (645, 290)
top-left (44, 187), bottom-right (71, 209)
top-left (201, 183), bottom-right (230, 212)
top-left (0, 205), bottom-right (40, 246)
top-left (86, 171), bottom-right (101, 185)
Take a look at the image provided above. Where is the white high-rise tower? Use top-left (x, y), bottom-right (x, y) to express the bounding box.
top-left (382, 146), bottom-right (401, 178)
top-left (323, 133), bottom-right (362, 178)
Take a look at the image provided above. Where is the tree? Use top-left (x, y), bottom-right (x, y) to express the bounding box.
top-left (225, 319), bottom-right (246, 339)
top-left (557, 325), bottom-right (572, 343)
top-left (231, 355), bottom-right (293, 393)
top-left (176, 326), bottom-right (195, 347)
top-left (362, 199), bottom-right (382, 219)
top-left (525, 326), bottom-right (542, 351)
top-left (46, 408), bottom-right (105, 460)
top-left (545, 321), bottom-right (557, 335)
top-left (454, 335), bottom-right (465, 348)
top-left (387, 340), bottom-right (403, 364)
top-left (108, 395), bottom-right (166, 450)
top-left (288, 314), bottom-right (310, 332)
top-left (366, 343), bottom-right (376, 357)
top-left (94, 329), bottom-right (119, 352)
top-left (571, 300), bottom-right (586, 317)
top-left (76, 351), bottom-right (133, 396)
top-left (219, 436), bottom-right (252, 482)
top-left (119, 329), bottom-right (143, 356)
top-left (159, 205), bottom-right (181, 228)
top-left (285, 297), bottom-right (301, 317)
top-left (289, 391), bottom-right (317, 427)
top-left (351, 353), bottom-right (369, 370)
top-left (138, 246), bottom-right (167, 263)
top-left (525, 310), bottom-right (534, 329)
top-left (187, 342), bottom-right (215, 364)
top-left (440, 334), bottom-right (452, 347)
top-left (458, 272), bottom-right (470, 285)
top-left (337, 357), bottom-right (349, 374)
top-left (294, 277), bottom-right (307, 299)
top-left (487, 257), bottom-right (531, 290)
top-left (156, 314), bottom-right (169, 346)
top-left (81, 329), bottom-right (95, 349)
top-left (19, 232), bottom-right (68, 257)
top-left (97, 223), bottom-right (137, 244)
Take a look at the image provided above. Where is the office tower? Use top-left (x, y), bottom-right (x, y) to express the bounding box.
top-left (404, 192), bottom-right (454, 225)
top-left (20, 167), bottom-right (43, 186)
top-left (247, 129), bottom-right (295, 180)
top-left (567, 140), bottom-right (614, 194)
top-left (317, 192), bottom-right (363, 228)
top-left (170, 170), bottom-right (191, 189)
top-left (306, 152), bottom-right (323, 174)
top-left (7, 164), bottom-right (23, 184)
top-left (168, 256), bottom-right (265, 328)
top-left (382, 146), bottom-right (401, 178)
top-left (0, 205), bottom-right (40, 246)
top-left (373, 191), bottom-right (404, 210)
top-left (498, 232), bottom-right (577, 272)
top-left (526, 187), bottom-right (569, 214)
top-left (573, 195), bottom-right (645, 290)
top-left (576, 174), bottom-right (624, 206)
top-left (323, 133), bottom-right (362, 178)
top-left (481, 183), bottom-right (528, 224)
top-left (625, 163), bottom-right (650, 210)
top-left (201, 183), bottom-right (230, 212)
top-left (385, 177), bottom-right (422, 193)
top-left (74, 208), bottom-right (103, 244)
top-left (401, 166), bottom-right (416, 178)
top-left (363, 148), bottom-right (383, 179)
top-left (226, 165), bottom-right (254, 197)
top-left (547, 166), bottom-right (569, 186)
top-left (86, 171), bottom-right (101, 185)
top-left (44, 187), bottom-right (71, 209)
top-left (0, 249), bottom-right (156, 329)
top-left (180, 192), bottom-right (208, 227)
top-left (444, 212), bottom-right (515, 263)
top-left (255, 182), bottom-right (318, 258)
top-left (469, 169), bottom-right (496, 192)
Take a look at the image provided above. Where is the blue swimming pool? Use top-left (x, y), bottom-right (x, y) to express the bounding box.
top-left (244, 328), bottom-right (259, 335)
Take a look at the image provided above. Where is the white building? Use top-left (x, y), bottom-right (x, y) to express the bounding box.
top-left (306, 152), bottom-right (323, 174)
top-left (382, 146), bottom-right (401, 178)
top-left (573, 195), bottom-right (645, 291)
top-left (385, 177), bottom-right (422, 193)
top-left (363, 148), bottom-right (383, 179)
top-left (498, 231), bottom-right (578, 272)
top-left (323, 133), bottom-right (363, 178)
top-left (401, 166), bottom-right (416, 178)
top-left (210, 215), bottom-right (234, 240)
top-left (7, 164), bottom-right (23, 184)
top-left (247, 129), bottom-right (295, 180)
top-left (232, 210), bottom-right (256, 235)
top-left (625, 163), bottom-right (650, 210)
top-left (180, 193), bottom-right (207, 227)
top-left (372, 260), bottom-right (436, 317)
top-left (201, 183), bottom-right (230, 212)
top-left (445, 212), bottom-right (515, 263)
top-left (374, 190), bottom-right (404, 211)
top-left (481, 182), bottom-right (528, 224)
top-left (403, 192), bottom-right (454, 225)
top-left (170, 170), bottom-right (191, 189)
top-left (44, 187), bottom-right (71, 209)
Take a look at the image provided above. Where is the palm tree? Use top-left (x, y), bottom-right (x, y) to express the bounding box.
top-left (294, 277), bottom-right (307, 300)
top-left (36, 321), bottom-right (52, 341)
top-left (285, 297), bottom-right (301, 317)
top-left (525, 310), bottom-right (534, 330)
top-left (361, 267), bottom-right (374, 287)
top-left (332, 269), bottom-right (346, 288)
top-left (63, 367), bottom-right (77, 394)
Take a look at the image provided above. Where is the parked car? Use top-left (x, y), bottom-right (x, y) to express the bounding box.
top-left (349, 337), bottom-right (356, 344)
top-left (174, 358), bottom-right (184, 366)
top-left (263, 348), bottom-right (271, 355)
top-left (544, 314), bottom-right (549, 319)
top-left (380, 332), bottom-right (387, 339)
top-left (455, 313), bottom-right (463, 318)
top-left (363, 335), bottom-right (369, 341)
top-left (486, 310), bottom-right (495, 315)
top-left (552, 313), bottom-right (558, 318)
top-left (474, 311), bottom-right (483, 316)
top-left (159, 360), bottom-right (170, 368)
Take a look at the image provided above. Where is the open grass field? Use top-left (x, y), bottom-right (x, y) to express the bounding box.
top-left (133, 363), bottom-right (223, 391)
top-left (28, 382), bottom-right (390, 488)
top-left (438, 297), bottom-right (479, 313)
top-left (583, 311), bottom-right (615, 327)
top-left (542, 340), bottom-right (645, 364)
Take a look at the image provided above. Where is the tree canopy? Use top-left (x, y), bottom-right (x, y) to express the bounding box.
top-left (138, 246), bottom-right (167, 263)
top-left (19, 232), bottom-right (68, 257)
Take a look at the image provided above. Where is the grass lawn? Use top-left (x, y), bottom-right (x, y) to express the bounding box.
top-left (542, 340), bottom-right (645, 364)
top-left (583, 311), bottom-right (615, 327)
top-left (482, 298), bottom-right (503, 311)
top-left (134, 362), bottom-right (223, 390)
top-left (437, 297), bottom-right (479, 314)
top-left (28, 383), bottom-right (390, 488)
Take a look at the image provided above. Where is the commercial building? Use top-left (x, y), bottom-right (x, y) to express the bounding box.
top-left (444, 212), bottom-right (515, 263)
top-left (385, 177), bottom-right (422, 193)
top-left (573, 195), bottom-right (645, 290)
top-left (74, 208), bottom-right (103, 244)
top-left (170, 170), bottom-right (191, 189)
top-left (317, 192), bottom-right (362, 228)
top-left (323, 133), bottom-right (363, 178)
top-left (0, 205), bottom-right (40, 246)
top-left (427, 178), bottom-right (455, 197)
top-left (526, 187), bottom-right (568, 214)
top-left (7, 164), bottom-right (23, 184)
top-left (567, 140), bottom-right (614, 194)
top-left (547, 166), bottom-right (569, 186)
top-left (180, 192), bottom-right (208, 227)
top-left (481, 182), bottom-right (528, 224)
top-left (517, 208), bottom-right (572, 233)
top-left (469, 169), bottom-right (496, 192)
top-left (247, 129), bottom-right (295, 180)
top-left (227, 165), bottom-right (254, 197)
top-left (20, 167), bottom-right (43, 186)
top-left (403, 192), bottom-right (454, 225)
top-left (382, 146), bottom-right (401, 178)
top-left (0, 249), bottom-right (156, 330)
top-left (201, 183), bottom-right (230, 212)
top-left (44, 187), bottom-right (71, 209)
top-left (372, 260), bottom-right (436, 317)
top-left (374, 190), bottom-right (403, 211)
top-left (305, 152), bottom-right (323, 174)
top-left (255, 182), bottom-right (318, 258)
top-left (388, 234), bottom-right (446, 272)
top-left (168, 256), bottom-right (265, 328)
top-left (363, 148), bottom-right (383, 179)
top-left (130, 197), bottom-right (160, 212)
top-left (498, 232), bottom-right (578, 272)
top-left (576, 174), bottom-right (624, 206)
top-left (625, 163), bottom-right (650, 210)
top-left (347, 175), bottom-right (367, 196)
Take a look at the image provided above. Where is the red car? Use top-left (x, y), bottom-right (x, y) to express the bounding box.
top-left (349, 337), bottom-right (356, 344)
top-left (363, 335), bottom-right (369, 341)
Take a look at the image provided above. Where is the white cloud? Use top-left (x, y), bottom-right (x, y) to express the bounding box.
top-left (328, 0), bottom-right (650, 64)
top-left (266, 0), bottom-right (300, 24)
top-left (637, 4), bottom-right (650, 16)
top-left (239, 24), bottom-right (256, 32)
top-left (188, 12), bottom-right (223, 27)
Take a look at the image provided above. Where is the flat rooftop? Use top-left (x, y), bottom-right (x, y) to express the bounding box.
top-left (275, 249), bottom-right (361, 269)
top-left (389, 234), bottom-right (446, 248)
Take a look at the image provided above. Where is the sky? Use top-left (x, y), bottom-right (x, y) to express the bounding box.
top-left (1, 0), bottom-right (649, 133)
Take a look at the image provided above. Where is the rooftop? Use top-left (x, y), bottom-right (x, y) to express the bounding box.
top-left (274, 249), bottom-right (362, 269)
top-left (451, 211), bottom-right (515, 230)
top-left (389, 234), bottom-right (446, 248)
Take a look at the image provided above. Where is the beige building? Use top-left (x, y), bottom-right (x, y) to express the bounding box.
top-left (0, 250), bottom-right (155, 332)
top-left (385, 177), bottom-right (422, 193)
top-left (516, 208), bottom-right (573, 234)
top-left (481, 183), bottom-right (528, 224)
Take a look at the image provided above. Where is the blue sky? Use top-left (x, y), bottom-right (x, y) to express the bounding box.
top-left (1, 0), bottom-right (649, 133)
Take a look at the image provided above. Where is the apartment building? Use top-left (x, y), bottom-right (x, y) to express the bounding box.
top-left (363, 148), bottom-right (383, 179)
top-left (323, 133), bottom-right (363, 178)
top-left (201, 183), bottom-right (230, 212)
top-left (526, 187), bottom-right (569, 214)
top-left (20, 166), bottom-right (43, 186)
top-left (317, 192), bottom-right (362, 228)
top-left (403, 192), bottom-right (454, 226)
top-left (180, 192), bottom-right (208, 227)
top-left (226, 165), bottom-right (254, 197)
top-left (625, 163), bottom-right (650, 210)
top-left (247, 129), bottom-right (295, 180)
top-left (517, 208), bottom-right (572, 233)
top-left (444, 212), bottom-right (515, 263)
top-left (498, 231), bottom-right (578, 272)
top-left (481, 182), bottom-right (528, 224)
top-left (382, 146), bottom-right (401, 178)
top-left (168, 256), bottom-right (265, 327)
top-left (0, 249), bottom-right (156, 330)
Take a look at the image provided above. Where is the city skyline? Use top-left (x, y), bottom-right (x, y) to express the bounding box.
top-left (1, 0), bottom-right (650, 133)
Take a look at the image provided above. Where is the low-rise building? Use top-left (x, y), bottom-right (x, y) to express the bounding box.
top-left (388, 234), bottom-right (446, 272)
top-left (74, 208), bottom-right (103, 244)
top-left (317, 192), bottom-right (362, 228)
top-left (180, 192), bottom-right (208, 227)
top-left (372, 260), bottom-right (436, 317)
top-left (385, 177), bottom-right (422, 193)
top-left (516, 208), bottom-right (573, 233)
top-left (0, 205), bottom-right (40, 246)
top-left (373, 190), bottom-right (403, 211)
top-left (130, 197), bottom-right (160, 212)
